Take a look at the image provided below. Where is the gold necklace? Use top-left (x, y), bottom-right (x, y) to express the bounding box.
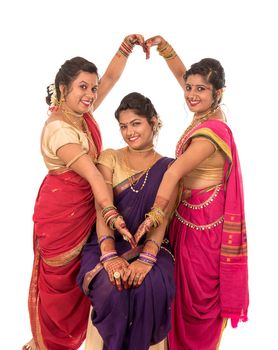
top-left (124, 147), bottom-right (157, 193)
top-left (62, 110), bottom-right (85, 131)
top-left (176, 107), bottom-right (219, 157)
top-left (61, 108), bottom-right (83, 118)
top-left (127, 145), bottom-right (154, 153)
top-left (62, 110), bottom-right (98, 163)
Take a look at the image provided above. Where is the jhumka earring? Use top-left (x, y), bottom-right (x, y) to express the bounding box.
top-left (58, 95), bottom-right (65, 108)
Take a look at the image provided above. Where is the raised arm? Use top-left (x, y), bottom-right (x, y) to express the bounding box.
top-left (145, 35), bottom-right (186, 90)
top-left (94, 34), bottom-right (145, 110)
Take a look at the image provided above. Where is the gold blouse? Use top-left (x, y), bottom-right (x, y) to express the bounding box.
top-left (41, 120), bottom-right (90, 171)
top-left (185, 139), bottom-right (225, 181)
top-left (97, 148), bottom-right (137, 187)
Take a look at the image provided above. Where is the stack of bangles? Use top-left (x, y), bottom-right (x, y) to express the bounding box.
top-left (138, 252), bottom-right (157, 266)
top-left (101, 205), bottom-right (122, 230)
top-left (157, 41), bottom-right (177, 60)
top-left (145, 206), bottom-right (165, 228)
top-left (118, 38), bottom-right (136, 58)
top-left (100, 250), bottom-right (118, 264)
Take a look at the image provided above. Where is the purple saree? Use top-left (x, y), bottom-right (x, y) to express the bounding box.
top-left (77, 157), bottom-right (175, 350)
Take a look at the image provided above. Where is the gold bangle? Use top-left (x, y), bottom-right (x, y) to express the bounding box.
top-left (157, 41), bottom-right (169, 53)
top-left (157, 42), bottom-right (177, 60)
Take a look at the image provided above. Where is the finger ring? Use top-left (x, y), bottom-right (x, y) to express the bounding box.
top-left (123, 235), bottom-right (129, 241)
top-left (134, 274), bottom-right (140, 280)
top-left (113, 271), bottom-right (121, 279)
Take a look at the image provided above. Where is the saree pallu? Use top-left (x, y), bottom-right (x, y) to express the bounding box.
top-left (168, 120), bottom-right (248, 350)
top-left (28, 113), bottom-right (102, 350)
top-left (77, 157), bottom-right (175, 350)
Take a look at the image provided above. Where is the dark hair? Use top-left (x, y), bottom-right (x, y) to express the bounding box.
top-left (115, 92), bottom-right (158, 124)
top-left (184, 58), bottom-right (225, 108)
top-left (46, 57), bottom-right (98, 105)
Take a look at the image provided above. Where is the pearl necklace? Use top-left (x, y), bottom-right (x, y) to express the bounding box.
top-left (130, 169), bottom-right (150, 193)
top-left (124, 147), bottom-right (157, 193)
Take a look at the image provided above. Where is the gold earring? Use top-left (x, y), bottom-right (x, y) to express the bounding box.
top-left (58, 96), bottom-right (65, 107)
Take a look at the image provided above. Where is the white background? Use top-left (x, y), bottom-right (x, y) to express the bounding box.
top-left (1, 0), bottom-right (277, 349)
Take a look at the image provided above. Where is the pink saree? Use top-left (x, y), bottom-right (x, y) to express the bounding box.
top-left (27, 114), bottom-right (102, 350)
top-left (168, 120), bottom-right (248, 350)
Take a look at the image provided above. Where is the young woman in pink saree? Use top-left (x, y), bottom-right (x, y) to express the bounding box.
top-left (136, 37), bottom-right (249, 350)
top-left (23, 35), bottom-right (146, 350)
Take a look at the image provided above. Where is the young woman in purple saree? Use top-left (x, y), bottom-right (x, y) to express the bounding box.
top-left (77, 92), bottom-right (177, 350)
top-left (135, 38), bottom-right (249, 350)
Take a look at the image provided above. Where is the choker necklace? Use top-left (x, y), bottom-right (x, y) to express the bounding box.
top-left (62, 110), bottom-right (84, 128)
top-left (193, 105), bottom-right (220, 122)
top-left (61, 108), bottom-right (83, 118)
top-left (127, 145), bottom-right (154, 153)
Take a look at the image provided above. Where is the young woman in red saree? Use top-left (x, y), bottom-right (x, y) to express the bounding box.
top-left (136, 37), bottom-right (249, 350)
top-left (23, 35), bottom-right (147, 350)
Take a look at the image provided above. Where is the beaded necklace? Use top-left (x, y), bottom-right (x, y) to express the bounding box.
top-left (124, 147), bottom-right (157, 193)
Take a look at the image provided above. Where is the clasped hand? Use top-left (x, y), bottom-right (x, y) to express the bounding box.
top-left (125, 34), bottom-right (164, 60)
top-left (103, 257), bottom-right (152, 291)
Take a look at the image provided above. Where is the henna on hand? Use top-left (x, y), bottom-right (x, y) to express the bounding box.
top-left (134, 217), bottom-right (153, 244)
top-left (103, 257), bottom-right (129, 290)
top-left (114, 216), bottom-right (137, 248)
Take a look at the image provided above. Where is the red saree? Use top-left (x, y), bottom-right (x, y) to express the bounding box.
top-left (168, 119), bottom-right (248, 350)
top-left (27, 114), bottom-right (102, 350)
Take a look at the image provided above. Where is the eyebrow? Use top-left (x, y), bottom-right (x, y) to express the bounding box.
top-left (186, 83), bottom-right (208, 88)
top-left (119, 118), bottom-right (141, 126)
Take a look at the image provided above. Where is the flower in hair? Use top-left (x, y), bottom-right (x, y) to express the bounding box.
top-left (49, 83), bottom-right (58, 107)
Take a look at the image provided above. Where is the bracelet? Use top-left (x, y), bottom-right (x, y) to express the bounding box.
top-left (145, 206), bottom-right (165, 228)
top-left (118, 38), bottom-right (135, 58)
top-left (101, 206), bottom-right (121, 230)
top-left (138, 255), bottom-right (156, 266)
top-left (157, 41), bottom-right (177, 61)
top-left (141, 251), bottom-right (157, 260)
top-left (98, 235), bottom-right (115, 247)
top-left (100, 251), bottom-right (118, 264)
top-left (109, 215), bottom-right (122, 230)
top-left (138, 252), bottom-right (157, 266)
top-left (101, 205), bottom-right (117, 215)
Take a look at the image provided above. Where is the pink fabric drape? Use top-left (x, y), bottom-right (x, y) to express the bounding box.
top-left (168, 120), bottom-right (248, 350)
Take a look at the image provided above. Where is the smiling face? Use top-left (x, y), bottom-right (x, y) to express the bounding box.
top-left (60, 71), bottom-right (98, 114)
top-left (118, 110), bottom-right (155, 150)
top-left (184, 74), bottom-right (215, 116)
